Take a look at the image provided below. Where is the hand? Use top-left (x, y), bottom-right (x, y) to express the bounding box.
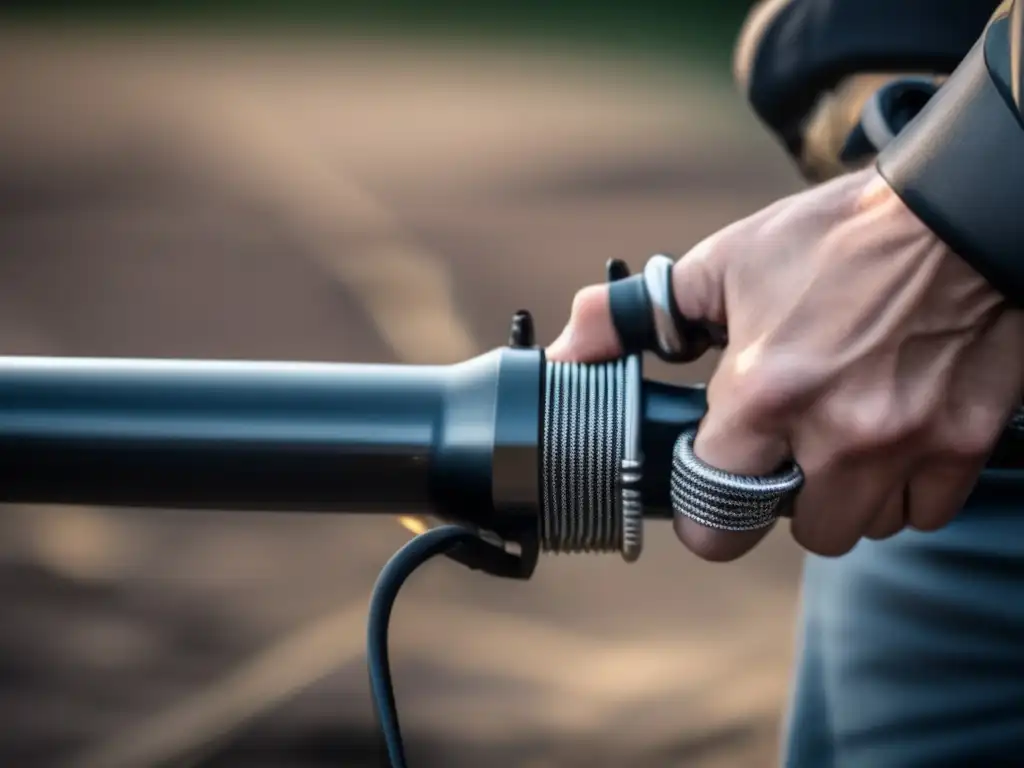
top-left (547, 167), bottom-right (1024, 561)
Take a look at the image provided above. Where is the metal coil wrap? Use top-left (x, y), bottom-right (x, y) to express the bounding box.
top-left (671, 428), bottom-right (803, 532)
top-left (541, 359), bottom-right (627, 554)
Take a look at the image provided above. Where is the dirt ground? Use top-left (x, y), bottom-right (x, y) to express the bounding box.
top-left (0, 28), bottom-right (807, 767)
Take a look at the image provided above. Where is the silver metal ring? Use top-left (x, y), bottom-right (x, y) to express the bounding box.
top-left (620, 353), bottom-right (644, 562)
top-left (670, 428), bottom-right (803, 532)
top-left (642, 255), bottom-right (684, 360)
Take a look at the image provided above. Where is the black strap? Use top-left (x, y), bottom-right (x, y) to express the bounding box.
top-left (607, 257), bottom-right (727, 362)
top-left (608, 273), bottom-right (656, 355)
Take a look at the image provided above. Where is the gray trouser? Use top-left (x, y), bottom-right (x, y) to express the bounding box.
top-left (782, 471), bottom-right (1024, 767)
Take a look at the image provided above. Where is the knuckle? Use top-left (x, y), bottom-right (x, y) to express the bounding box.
top-left (949, 406), bottom-right (1005, 459)
top-left (950, 435), bottom-right (991, 463)
top-left (826, 408), bottom-right (890, 453)
top-left (791, 525), bottom-right (858, 558)
top-left (901, 404), bottom-right (934, 440)
top-left (569, 285), bottom-right (601, 321)
top-left (684, 539), bottom-right (746, 563)
top-left (864, 526), bottom-right (902, 542)
top-left (908, 513), bottom-right (951, 533)
top-left (565, 286), bottom-right (602, 327)
top-left (673, 517), bottom-right (761, 562)
top-left (825, 395), bottom-right (933, 455)
top-left (725, 361), bottom-right (804, 426)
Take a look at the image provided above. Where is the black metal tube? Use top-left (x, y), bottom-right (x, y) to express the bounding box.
top-left (0, 351), bottom-right (543, 526)
top-left (10, 351), bottom-right (1016, 536)
top-left (0, 356), bottom-right (441, 511)
top-left (640, 381), bottom-right (707, 518)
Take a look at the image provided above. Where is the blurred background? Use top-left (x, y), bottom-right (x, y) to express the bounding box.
top-left (0, 2), bottom-right (808, 766)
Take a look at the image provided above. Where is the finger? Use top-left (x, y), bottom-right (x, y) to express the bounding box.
top-left (546, 284), bottom-right (621, 363)
top-left (669, 233), bottom-right (728, 327)
top-left (863, 485), bottom-right (908, 541)
top-left (673, 393), bottom-right (792, 562)
top-left (908, 308), bottom-right (1024, 530)
top-left (905, 457), bottom-right (984, 532)
top-left (673, 515), bottom-right (778, 563)
top-left (789, 456), bottom-right (907, 557)
top-left (548, 242), bottom-right (728, 363)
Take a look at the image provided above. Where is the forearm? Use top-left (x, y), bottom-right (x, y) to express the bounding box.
top-left (877, 0), bottom-right (1024, 307)
top-left (734, 0), bottom-right (1001, 180)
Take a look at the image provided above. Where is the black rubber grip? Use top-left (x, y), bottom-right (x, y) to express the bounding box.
top-left (666, 276), bottom-right (725, 362)
top-left (608, 273), bottom-right (656, 354)
top-left (877, 16), bottom-right (1024, 307)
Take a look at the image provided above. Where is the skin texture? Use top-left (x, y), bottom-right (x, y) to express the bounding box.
top-left (547, 167), bottom-right (1024, 562)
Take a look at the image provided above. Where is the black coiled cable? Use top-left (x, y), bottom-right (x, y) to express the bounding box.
top-left (367, 524), bottom-right (485, 768)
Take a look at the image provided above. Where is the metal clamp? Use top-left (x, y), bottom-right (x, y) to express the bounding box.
top-left (619, 353), bottom-right (644, 562)
top-left (609, 261), bottom-right (644, 563)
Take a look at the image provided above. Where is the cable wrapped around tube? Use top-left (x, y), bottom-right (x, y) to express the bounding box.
top-left (541, 358), bottom-right (625, 554)
top-left (540, 356), bottom-right (643, 559)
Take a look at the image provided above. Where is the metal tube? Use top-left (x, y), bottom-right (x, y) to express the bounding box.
top-left (640, 381), bottom-right (706, 518)
top-left (0, 356), bottom-right (450, 512)
top-left (0, 353), bottom-right (712, 520)
top-left (0, 350), bottom-right (545, 536)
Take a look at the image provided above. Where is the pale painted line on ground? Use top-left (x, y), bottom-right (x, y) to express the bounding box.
top-left (385, 600), bottom-right (795, 745)
top-left (8, 504), bottom-right (142, 583)
top-left (65, 595), bottom-right (794, 768)
top-left (159, 82), bottom-right (480, 366)
top-left (67, 600), bottom-right (371, 768)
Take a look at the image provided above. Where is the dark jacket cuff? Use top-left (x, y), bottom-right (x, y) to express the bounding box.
top-left (738, 0), bottom-right (1000, 158)
top-left (877, 15), bottom-right (1024, 306)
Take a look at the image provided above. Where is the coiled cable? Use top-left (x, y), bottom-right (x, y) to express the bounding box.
top-left (540, 357), bottom-right (643, 559)
top-left (541, 359), bottom-right (626, 554)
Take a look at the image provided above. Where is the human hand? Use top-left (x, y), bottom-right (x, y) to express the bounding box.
top-left (547, 167), bottom-right (1024, 561)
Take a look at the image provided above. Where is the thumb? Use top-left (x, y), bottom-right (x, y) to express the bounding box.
top-left (546, 247), bottom-right (726, 363)
top-left (548, 247), bottom-right (785, 562)
top-left (546, 284), bottom-right (622, 362)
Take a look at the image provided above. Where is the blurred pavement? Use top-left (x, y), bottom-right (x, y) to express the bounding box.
top-left (0, 28), bottom-right (806, 767)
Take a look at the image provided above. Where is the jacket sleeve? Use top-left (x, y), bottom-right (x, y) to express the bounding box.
top-left (877, 0), bottom-right (1024, 306)
top-left (734, 0), bottom-right (1002, 181)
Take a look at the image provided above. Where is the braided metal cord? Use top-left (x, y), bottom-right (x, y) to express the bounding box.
top-left (671, 428), bottom-right (803, 532)
top-left (540, 357), bottom-right (643, 560)
top-left (672, 409), bottom-right (1024, 533)
top-left (542, 359), bottom-right (625, 555)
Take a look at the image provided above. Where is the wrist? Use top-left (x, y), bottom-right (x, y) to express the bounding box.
top-left (853, 167), bottom-right (1011, 323)
top-left (877, 13), bottom-right (1024, 307)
